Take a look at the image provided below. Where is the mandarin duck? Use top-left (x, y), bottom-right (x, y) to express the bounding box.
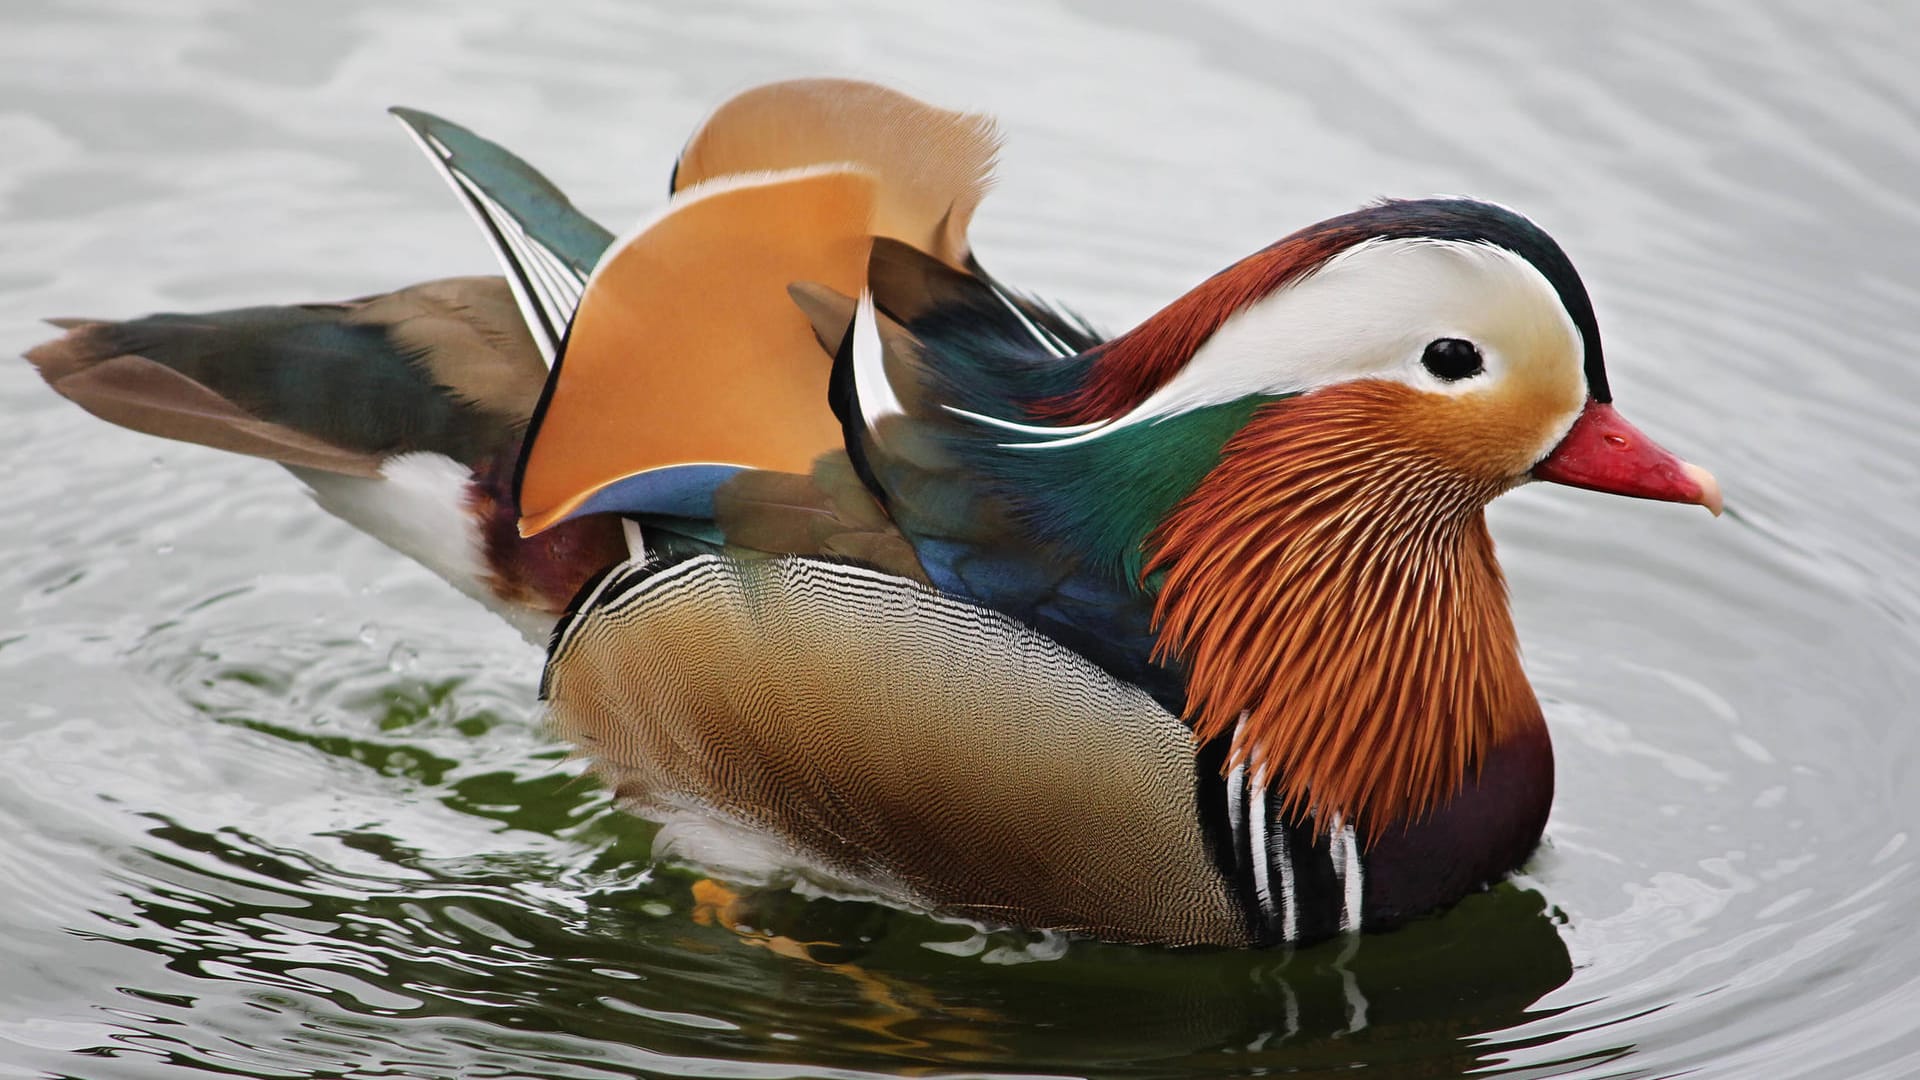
top-left (26, 79), bottom-right (1720, 948)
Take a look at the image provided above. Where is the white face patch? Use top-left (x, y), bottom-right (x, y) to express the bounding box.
top-left (1005, 238), bottom-right (1588, 455)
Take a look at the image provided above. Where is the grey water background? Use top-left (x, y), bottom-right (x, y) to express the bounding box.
top-left (1, 0), bottom-right (1916, 1076)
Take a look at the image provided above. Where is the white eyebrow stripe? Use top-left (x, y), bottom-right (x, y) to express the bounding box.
top-left (1002, 237), bottom-right (1581, 452)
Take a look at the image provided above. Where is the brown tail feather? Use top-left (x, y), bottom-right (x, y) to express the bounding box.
top-left (26, 328), bottom-right (384, 477)
top-left (25, 277), bottom-right (546, 476)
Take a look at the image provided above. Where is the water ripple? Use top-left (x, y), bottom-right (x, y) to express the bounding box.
top-left (3, 0), bottom-right (1916, 1076)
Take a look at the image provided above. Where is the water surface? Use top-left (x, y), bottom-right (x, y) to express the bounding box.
top-left (3, 1), bottom-right (1918, 1076)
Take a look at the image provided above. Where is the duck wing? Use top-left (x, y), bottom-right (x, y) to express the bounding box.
top-left (545, 552), bottom-right (1250, 946)
top-left (795, 239), bottom-right (1172, 701)
top-left (512, 79), bottom-right (1008, 538)
top-left (389, 107), bottom-right (613, 364)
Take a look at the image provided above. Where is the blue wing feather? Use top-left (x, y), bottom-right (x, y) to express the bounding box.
top-left (836, 241), bottom-right (1193, 706)
top-left (390, 107), bottom-right (615, 364)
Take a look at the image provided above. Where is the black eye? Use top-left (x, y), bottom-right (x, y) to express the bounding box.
top-left (1421, 338), bottom-right (1484, 382)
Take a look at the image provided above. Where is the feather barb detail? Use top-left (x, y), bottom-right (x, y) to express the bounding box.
top-left (1146, 381), bottom-right (1545, 839)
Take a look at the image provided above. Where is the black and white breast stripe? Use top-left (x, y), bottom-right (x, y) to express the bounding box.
top-left (1222, 750), bottom-right (1366, 944)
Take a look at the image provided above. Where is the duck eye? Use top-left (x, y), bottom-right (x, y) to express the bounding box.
top-left (1421, 338), bottom-right (1484, 382)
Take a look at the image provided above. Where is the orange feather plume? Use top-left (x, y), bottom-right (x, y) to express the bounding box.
top-left (1146, 381), bottom-right (1546, 840)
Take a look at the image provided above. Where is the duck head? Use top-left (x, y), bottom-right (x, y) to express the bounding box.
top-left (1022, 198), bottom-right (1719, 836)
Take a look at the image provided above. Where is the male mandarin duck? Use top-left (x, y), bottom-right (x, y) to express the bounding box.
top-left (26, 79), bottom-right (1719, 948)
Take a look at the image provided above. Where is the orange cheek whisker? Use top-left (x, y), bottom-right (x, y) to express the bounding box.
top-left (1147, 382), bottom-right (1544, 838)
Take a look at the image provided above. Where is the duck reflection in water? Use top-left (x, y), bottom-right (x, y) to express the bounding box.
top-left (683, 876), bottom-right (1577, 1072)
top-left (85, 815), bottom-right (1576, 1075)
